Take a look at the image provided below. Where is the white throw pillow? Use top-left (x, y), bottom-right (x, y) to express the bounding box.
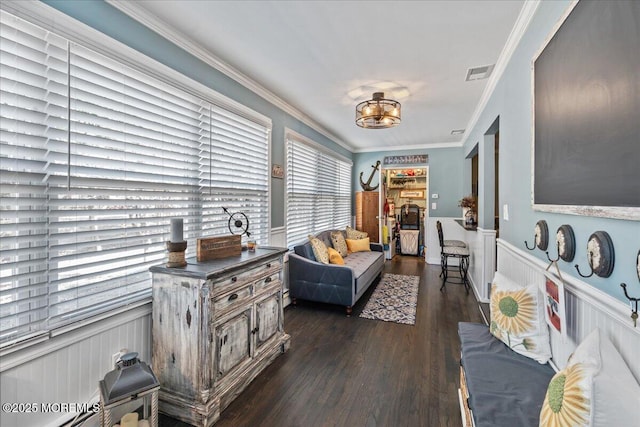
top-left (588, 329), bottom-right (640, 427)
top-left (489, 271), bottom-right (552, 363)
top-left (539, 328), bottom-right (640, 427)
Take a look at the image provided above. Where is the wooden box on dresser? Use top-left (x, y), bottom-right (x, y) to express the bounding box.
top-left (149, 247), bottom-right (290, 427)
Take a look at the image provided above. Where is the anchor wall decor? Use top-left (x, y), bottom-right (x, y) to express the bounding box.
top-left (360, 160), bottom-right (381, 191)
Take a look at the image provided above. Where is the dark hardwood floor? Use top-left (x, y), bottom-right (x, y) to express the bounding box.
top-left (160, 255), bottom-right (484, 427)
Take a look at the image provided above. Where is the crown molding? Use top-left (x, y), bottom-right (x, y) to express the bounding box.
top-left (285, 128), bottom-right (352, 164)
top-left (461, 0), bottom-right (541, 145)
top-left (354, 141), bottom-right (463, 153)
top-left (106, 0), bottom-right (352, 153)
top-left (1, 0), bottom-right (273, 129)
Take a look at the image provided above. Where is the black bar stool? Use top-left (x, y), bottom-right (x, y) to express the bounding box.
top-left (436, 220), bottom-right (467, 279)
top-left (436, 221), bottom-right (470, 293)
top-left (436, 220), bottom-right (467, 248)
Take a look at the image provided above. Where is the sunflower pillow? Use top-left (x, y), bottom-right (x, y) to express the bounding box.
top-left (539, 360), bottom-right (594, 427)
top-left (489, 272), bottom-right (551, 363)
top-left (540, 328), bottom-right (640, 427)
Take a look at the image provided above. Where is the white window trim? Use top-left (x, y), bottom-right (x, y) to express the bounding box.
top-left (0, 1), bottom-right (271, 129)
top-left (0, 300), bottom-right (152, 372)
top-left (105, 0), bottom-right (352, 153)
top-left (285, 128), bottom-right (353, 248)
top-left (285, 129), bottom-right (352, 165)
top-left (0, 1), bottom-right (272, 353)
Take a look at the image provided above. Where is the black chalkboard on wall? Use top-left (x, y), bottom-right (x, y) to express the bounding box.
top-left (533, 0), bottom-right (640, 220)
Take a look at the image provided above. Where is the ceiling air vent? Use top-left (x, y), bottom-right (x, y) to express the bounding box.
top-left (465, 64), bottom-right (495, 81)
top-left (451, 129), bottom-right (465, 136)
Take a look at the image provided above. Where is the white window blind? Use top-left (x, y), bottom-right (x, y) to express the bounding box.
top-left (1, 12), bottom-right (69, 342)
top-left (45, 43), bottom-right (204, 328)
top-left (0, 11), bottom-right (270, 345)
top-left (199, 106), bottom-right (270, 243)
top-left (286, 134), bottom-right (352, 248)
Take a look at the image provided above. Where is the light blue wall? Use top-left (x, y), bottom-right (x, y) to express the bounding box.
top-left (353, 147), bottom-right (464, 218)
top-left (42, 0), bottom-right (639, 301)
top-left (42, 0), bottom-right (352, 229)
top-left (462, 0), bottom-right (640, 301)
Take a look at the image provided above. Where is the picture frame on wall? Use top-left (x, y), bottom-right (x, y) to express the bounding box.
top-left (543, 267), bottom-right (566, 340)
top-left (271, 164), bottom-right (284, 179)
top-left (400, 190), bottom-right (423, 198)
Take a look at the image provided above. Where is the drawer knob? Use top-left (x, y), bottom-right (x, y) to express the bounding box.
top-left (228, 293), bottom-right (238, 301)
top-left (266, 263), bottom-right (271, 268)
top-left (264, 277), bottom-right (272, 284)
top-left (231, 277), bottom-right (237, 283)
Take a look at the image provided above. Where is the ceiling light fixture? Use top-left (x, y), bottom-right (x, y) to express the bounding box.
top-left (355, 92), bottom-right (401, 129)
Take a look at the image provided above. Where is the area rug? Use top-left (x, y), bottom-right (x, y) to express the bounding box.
top-left (359, 273), bottom-right (420, 325)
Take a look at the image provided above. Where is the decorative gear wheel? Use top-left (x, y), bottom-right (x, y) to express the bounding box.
top-left (222, 207), bottom-right (251, 237)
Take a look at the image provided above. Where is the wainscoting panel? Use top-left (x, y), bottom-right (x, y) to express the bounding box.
top-left (0, 305), bottom-right (152, 427)
top-left (426, 217), bottom-right (466, 265)
top-left (497, 239), bottom-right (640, 379)
top-left (471, 228), bottom-right (496, 302)
top-left (270, 227), bottom-right (290, 305)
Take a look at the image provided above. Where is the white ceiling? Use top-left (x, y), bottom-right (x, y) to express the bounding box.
top-left (120, 0), bottom-right (526, 152)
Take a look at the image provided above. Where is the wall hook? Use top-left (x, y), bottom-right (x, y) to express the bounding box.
top-left (555, 225), bottom-right (576, 262)
top-left (525, 220), bottom-right (548, 251)
top-left (620, 283), bottom-right (639, 327)
top-left (546, 251), bottom-right (559, 263)
top-left (546, 241), bottom-right (560, 262)
top-left (575, 231), bottom-right (615, 278)
top-left (525, 238), bottom-right (536, 250)
top-left (574, 251), bottom-right (595, 278)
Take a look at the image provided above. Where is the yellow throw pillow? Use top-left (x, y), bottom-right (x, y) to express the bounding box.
top-left (327, 247), bottom-right (345, 265)
top-left (346, 237), bottom-right (371, 253)
top-left (346, 226), bottom-right (368, 240)
top-left (308, 234), bottom-right (329, 264)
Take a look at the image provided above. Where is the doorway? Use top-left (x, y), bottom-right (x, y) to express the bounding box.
top-left (379, 166), bottom-right (428, 260)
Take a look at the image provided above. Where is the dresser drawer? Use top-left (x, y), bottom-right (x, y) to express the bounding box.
top-left (213, 257), bottom-right (282, 293)
top-left (253, 272), bottom-right (280, 293)
top-left (213, 285), bottom-right (252, 313)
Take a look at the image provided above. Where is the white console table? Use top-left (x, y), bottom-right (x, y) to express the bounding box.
top-left (149, 247), bottom-right (289, 426)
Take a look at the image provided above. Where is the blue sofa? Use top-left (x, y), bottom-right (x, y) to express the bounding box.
top-left (288, 230), bottom-right (385, 315)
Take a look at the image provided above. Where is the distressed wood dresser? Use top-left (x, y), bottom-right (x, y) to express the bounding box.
top-left (149, 247), bottom-right (290, 426)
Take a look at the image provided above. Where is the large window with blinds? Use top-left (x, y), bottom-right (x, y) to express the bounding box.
top-left (0, 11), bottom-right (270, 345)
top-left (286, 131), bottom-right (352, 248)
